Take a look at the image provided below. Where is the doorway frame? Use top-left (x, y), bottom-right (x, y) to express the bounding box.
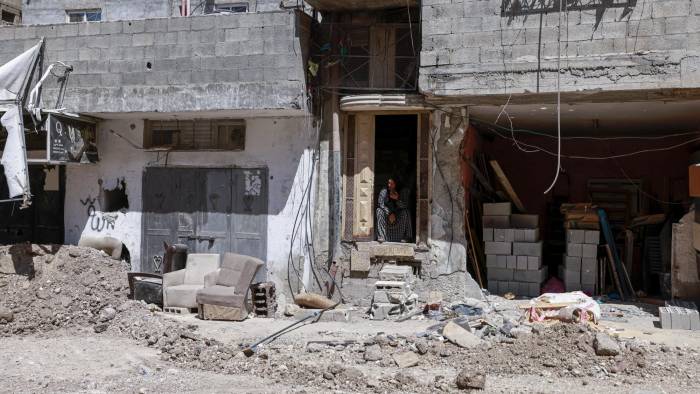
top-left (341, 110), bottom-right (431, 245)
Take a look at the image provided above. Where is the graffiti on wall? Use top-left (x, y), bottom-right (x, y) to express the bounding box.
top-left (81, 195), bottom-right (118, 232)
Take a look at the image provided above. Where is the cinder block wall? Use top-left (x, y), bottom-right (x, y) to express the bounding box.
top-left (0, 11), bottom-right (306, 113)
top-left (21, 0), bottom-right (177, 25)
top-left (420, 0), bottom-right (700, 96)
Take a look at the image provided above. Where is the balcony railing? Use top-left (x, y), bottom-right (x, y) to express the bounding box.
top-left (309, 22), bottom-right (419, 93)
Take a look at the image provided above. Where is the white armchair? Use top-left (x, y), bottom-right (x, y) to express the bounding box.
top-left (163, 254), bottom-right (220, 310)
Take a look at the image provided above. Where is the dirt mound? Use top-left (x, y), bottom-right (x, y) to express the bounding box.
top-left (0, 244), bottom-right (131, 335)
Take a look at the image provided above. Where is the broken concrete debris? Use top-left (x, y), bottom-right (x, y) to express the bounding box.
top-left (392, 351), bottom-right (420, 368)
top-left (594, 332), bottom-right (621, 356)
top-left (442, 320), bottom-right (483, 348)
top-left (370, 265), bottom-right (418, 320)
top-left (659, 305), bottom-right (700, 330)
top-left (455, 370), bottom-right (486, 390)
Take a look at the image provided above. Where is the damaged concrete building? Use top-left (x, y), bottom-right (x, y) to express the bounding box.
top-left (0, 1), bottom-right (319, 307)
top-left (2, 0), bottom-right (700, 312)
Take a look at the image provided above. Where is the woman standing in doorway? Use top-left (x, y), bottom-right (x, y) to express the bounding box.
top-left (376, 176), bottom-right (412, 243)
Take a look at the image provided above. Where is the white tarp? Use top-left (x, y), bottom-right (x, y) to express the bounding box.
top-left (1, 106), bottom-right (29, 199)
top-left (0, 42), bottom-right (41, 103)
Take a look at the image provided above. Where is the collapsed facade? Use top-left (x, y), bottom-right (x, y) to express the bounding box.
top-left (2, 0), bottom-right (700, 309)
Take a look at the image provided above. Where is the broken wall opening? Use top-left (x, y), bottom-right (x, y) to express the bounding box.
top-left (0, 165), bottom-right (65, 244)
top-left (467, 101), bottom-right (697, 299)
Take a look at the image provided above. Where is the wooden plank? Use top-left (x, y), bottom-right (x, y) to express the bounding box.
top-left (605, 244), bottom-right (625, 302)
top-left (488, 160), bottom-right (525, 212)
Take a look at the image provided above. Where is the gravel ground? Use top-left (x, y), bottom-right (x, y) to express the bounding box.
top-left (2, 244), bottom-right (700, 393)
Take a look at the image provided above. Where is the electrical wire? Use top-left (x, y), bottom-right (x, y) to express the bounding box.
top-left (543, 0), bottom-right (564, 195)
top-left (471, 118), bottom-right (700, 141)
top-left (612, 156), bottom-right (689, 206)
top-left (479, 119), bottom-right (700, 160)
top-left (406, 0), bottom-right (416, 57)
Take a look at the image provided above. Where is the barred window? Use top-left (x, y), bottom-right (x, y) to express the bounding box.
top-left (144, 120), bottom-right (245, 151)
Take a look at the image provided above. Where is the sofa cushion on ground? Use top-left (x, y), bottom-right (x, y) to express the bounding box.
top-left (183, 254), bottom-right (220, 284)
top-left (196, 285), bottom-right (244, 308)
top-left (164, 284), bottom-right (203, 309)
top-left (162, 254), bottom-right (221, 309)
top-left (196, 253), bottom-right (264, 320)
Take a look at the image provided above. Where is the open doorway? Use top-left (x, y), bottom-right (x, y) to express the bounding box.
top-left (374, 114), bottom-right (417, 243)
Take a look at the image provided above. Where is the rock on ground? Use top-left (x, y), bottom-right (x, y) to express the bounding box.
top-left (594, 333), bottom-right (621, 356)
top-left (455, 370), bottom-right (486, 390)
top-left (443, 321), bottom-right (482, 348)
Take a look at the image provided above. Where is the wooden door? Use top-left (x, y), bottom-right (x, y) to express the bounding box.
top-left (352, 114), bottom-right (375, 240)
top-left (369, 26), bottom-right (396, 89)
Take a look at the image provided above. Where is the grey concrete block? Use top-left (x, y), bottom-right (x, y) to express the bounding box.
top-left (512, 241), bottom-right (542, 257)
top-left (659, 307), bottom-right (672, 329)
top-left (516, 255), bottom-right (528, 270)
top-left (482, 215), bottom-right (510, 228)
top-left (584, 230), bottom-right (600, 244)
top-left (487, 280), bottom-right (498, 294)
top-left (581, 266), bottom-right (597, 284)
top-left (510, 214), bottom-right (539, 229)
top-left (567, 230), bottom-right (585, 244)
top-left (373, 290), bottom-right (390, 304)
top-left (670, 307), bottom-right (691, 330)
top-left (506, 255), bottom-right (517, 270)
top-left (516, 267), bottom-right (547, 283)
top-left (487, 268), bottom-right (514, 281)
top-left (483, 227), bottom-right (494, 242)
top-left (513, 229), bottom-right (524, 242)
top-left (582, 257), bottom-right (597, 270)
top-left (527, 256), bottom-right (541, 270)
top-left (690, 309), bottom-right (700, 331)
top-left (483, 202), bottom-right (511, 216)
top-left (497, 281), bottom-right (509, 294)
top-left (582, 244), bottom-right (598, 258)
top-left (522, 228), bottom-right (540, 242)
top-left (494, 228), bottom-right (514, 242)
top-left (564, 269), bottom-right (580, 284)
top-left (528, 282), bottom-right (541, 297)
top-left (484, 242), bottom-right (511, 255)
top-left (564, 256), bottom-right (582, 271)
top-left (565, 282), bottom-right (582, 292)
top-left (567, 243), bottom-right (583, 257)
top-left (496, 255), bottom-right (507, 269)
top-left (378, 265), bottom-right (414, 282)
top-left (521, 282), bottom-right (532, 297)
top-left (486, 254), bottom-right (498, 268)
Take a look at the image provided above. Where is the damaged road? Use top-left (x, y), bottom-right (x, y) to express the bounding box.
top-left (1, 245), bottom-right (700, 393)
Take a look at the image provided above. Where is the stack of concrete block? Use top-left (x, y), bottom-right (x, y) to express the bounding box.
top-left (370, 265), bottom-right (418, 320)
top-left (659, 301), bottom-right (700, 330)
top-left (560, 229), bottom-right (599, 293)
top-left (484, 203), bottom-right (546, 297)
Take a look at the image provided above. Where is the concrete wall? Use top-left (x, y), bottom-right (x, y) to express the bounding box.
top-left (429, 109), bottom-right (482, 299)
top-left (420, 0), bottom-right (700, 96)
top-left (64, 116), bottom-right (317, 300)
top-left (0, 11), bottom-right (306, 114)
top-left (21, 0), bottom-right (177, 25)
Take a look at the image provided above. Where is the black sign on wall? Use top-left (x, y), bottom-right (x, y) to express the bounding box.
top-left (47, 114), bottom-right (98, 163)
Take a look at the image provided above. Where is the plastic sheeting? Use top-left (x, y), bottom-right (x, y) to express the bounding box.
top-left (0, 42), bottom-right (41, 110)
top-left (1, 106), bottom-right (29, 200)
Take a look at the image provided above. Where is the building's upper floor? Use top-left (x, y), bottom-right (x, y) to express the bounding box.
top-left (419, 0), bottom-right (700, 98)
top-left (0, 9), bottom-right (310, 115)
top-left (1, 0), bottom-right (21, 25)
top-left (20, 0), bottom-right (284, 25)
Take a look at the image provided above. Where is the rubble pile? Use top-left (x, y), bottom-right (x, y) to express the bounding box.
top-left (0, 244), bottom-right (130, 335)
top-left (370, 265), bottom-right (418, 320)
